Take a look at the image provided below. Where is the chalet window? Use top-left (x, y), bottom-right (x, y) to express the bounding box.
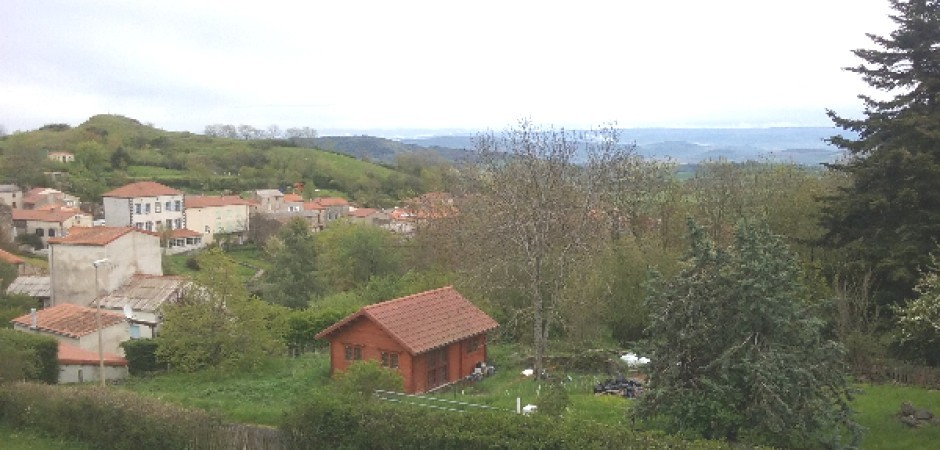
top-left (175, 200), bottom-right (182, 211)
top-left (146, 221), bottom-right (154, 231)
top-left (165, 201), bottom-right (171, 211)
top-left (35, 228), bottom-right (44, 237)
top-left (344, 345), bottom-right (362, 361)
top-left (144, 203), bottom-right (151, 214)
top-left (48, 228), bottom-right (56, 237)
top-left (205, 225), bottom-right (210, 233)
top-left (175, 219), bottom-right (182, 229)
top-left (381, 351), bottom-right (399, 369)
top-left (135, 222), bottom-right (143, 229)
top-left (155, 203), bottom-right (162, 213)
top-left (466, 337), bottom-right (480, 353)
top-left (135, 203), bottom-right (142, 214)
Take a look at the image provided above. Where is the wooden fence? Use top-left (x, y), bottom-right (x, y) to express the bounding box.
top-left (190, 423), bottom-right (286, 450)
top-left (854, 362), bottom-right (940, 389)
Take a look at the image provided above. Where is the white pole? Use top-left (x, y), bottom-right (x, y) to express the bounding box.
top-left (516, 397), bottom-right (521, 414)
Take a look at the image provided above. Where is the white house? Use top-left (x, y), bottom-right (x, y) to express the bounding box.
top-left (48, 226), bottom-right (162, 307)
top-left (11, 303), bottom-right (130, 356)
top-left (183, 195), bottom-right (252, 244)
top-left (57, 341), bottom-right (128, 384)
top-left (102, 181), bottom-right (184, 232)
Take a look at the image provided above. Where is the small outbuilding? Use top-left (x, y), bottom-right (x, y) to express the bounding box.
top-left (316, 286), bottom-right (498, 393)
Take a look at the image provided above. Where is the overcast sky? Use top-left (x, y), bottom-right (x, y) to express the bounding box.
top-left (0, 0), bottom-right (897, 136)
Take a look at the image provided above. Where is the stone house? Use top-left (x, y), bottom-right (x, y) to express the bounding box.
top-left (102, 181), bottom-right (184, 232)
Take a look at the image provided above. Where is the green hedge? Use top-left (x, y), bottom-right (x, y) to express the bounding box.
top-left (0, 383), bottom-right (223, 450)
top-left (282, 393), bottom-right (729, 449)
top-left (0, 329), bottom-right (58, 384)
top-left (120, 339), bottom-right (162, 375)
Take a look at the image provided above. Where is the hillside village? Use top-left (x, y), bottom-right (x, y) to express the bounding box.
top-left (0, 177), bottom-right (450, 384)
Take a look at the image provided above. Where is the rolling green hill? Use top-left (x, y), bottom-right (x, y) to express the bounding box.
top-left (0, 115), bottom-right (432, 207)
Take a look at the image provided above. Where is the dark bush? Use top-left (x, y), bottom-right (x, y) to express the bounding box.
top-left (0, 383), bottom-right (224, 450)
top-left (0, 329), bottom-right (58, 384)
top-left (120, 339), bottom-right (162, 375)
top-left (15, 233), bottom-right (44, 251)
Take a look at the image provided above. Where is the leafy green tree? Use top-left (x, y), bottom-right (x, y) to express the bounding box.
top-left (638, 221), bottom-right (860, 448)
top-left (316, 222), bottom-right (402, 293)
top-left (157, 248), bottom-right (283, 372)
top-left (894, 252), bottom-right (940, 364)
top-left (822, 0), bottom-right (940, 307)
top-left (260, 218), bottom-right (321, 308)
top-left (333, 359), bottom-right (404, 397)
top-left (0, 134), bottom-right (47, 188)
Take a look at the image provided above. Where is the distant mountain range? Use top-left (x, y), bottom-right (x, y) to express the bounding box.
top-left (397, 127), bottom-right (851, 166)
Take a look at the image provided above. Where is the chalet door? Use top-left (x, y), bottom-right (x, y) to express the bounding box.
top-left (426, 347), bottom-right (448, 390)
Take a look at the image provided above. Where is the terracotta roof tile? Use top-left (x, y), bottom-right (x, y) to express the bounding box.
top-left (11, 303), bottom-right (126, 339)
top-left (303, 201), bottom-right (326, 211)
top-left (0, 248), bottom-right (25, 265)
top-left (57, 342), bottom-right (127, 366)
top-left (47, 226), bottom-right (139, 246)
top-left (169, 229), bottom-right (201, 238)
top-left (283, 193), bottom-right (303, 202)
top-left (102, 181), bottom-right (182, 198)
top-left (184, 195), bottom-right (253, 208)
top-left (12, 208), bottom-right (83, 223)
top-left (316, 286), bottom-right (498, 355)
top-left (312, 197), bottom-right (349, 207)
top-left (348, 208), bottom-right (377, 218)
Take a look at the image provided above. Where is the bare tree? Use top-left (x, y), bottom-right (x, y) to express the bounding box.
top-left (454, 120), bottom-right (628, 376)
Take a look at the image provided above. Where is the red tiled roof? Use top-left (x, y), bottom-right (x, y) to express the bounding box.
top-left (303, 201), bottom-right (326, 211)
top-left (169, 229), bottom-right (201, 238)
top-left (0, 248), bottom-right (25, 265)
top-left (11, 303), bottom-right (126, 339)
top-left (184, 195), bottom-right (253, 209)
top-left (316, 286), bottom-right (498, 355)
top-left (102, 181), bottom-right (182, 198)
top-left (58, 342), bottom-right (127, 366)
top-left (348, 208), bottom-right (377, 218)
top-left (312, 197), bottom-right (349, 207)
top-left (47, 226), bottom-right (139, 246)
top-left (12, 208), bottom-right (81, 223)
top-left (283, 193), bottom-right (303, 202)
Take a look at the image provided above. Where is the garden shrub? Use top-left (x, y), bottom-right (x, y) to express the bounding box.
top-left (283, 392), bottom-right (730, 449)
top-left (333, 359), bottom-right (404, 397)
top-left (120, 339), bottom-right (162, 375)
top-left (0, 382), bottom-right (224, 450)
top-left (0, 329), bottom-right (58, 384)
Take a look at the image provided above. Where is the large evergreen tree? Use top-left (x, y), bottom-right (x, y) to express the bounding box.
top-left (638, 221), bottom-right (860, 448)
top-left (822, 0), bottom-right (940, 306)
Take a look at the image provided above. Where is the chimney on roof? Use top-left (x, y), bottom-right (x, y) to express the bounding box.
top-left (30, 308), bottom-right (37, 330)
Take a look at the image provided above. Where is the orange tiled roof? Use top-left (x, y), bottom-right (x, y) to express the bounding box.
top-left (169, 229), bottom-right (201, 238)
top-left (184, 195), bottom-right (252, 209)
top-left (312, 197), bottom-right (349, 207)
top-left (348, 208), bottom-right (377, 218)
top-left (316, 286), bottom-right (498, 355)
top-left (12, 208), bottom-right (83, 223)
top-left (58, 342), bottom-right (127, 366)
top-left (283, 193), bottom-right (303, 202)
top-left (0, 248), bottom-right (25, 265)
top-left (11, 303), bottom-right (126, 339)
top-left (303, 201), bottom-right (326, 211)
top-left (47, 226), bottom-right (139, 246)
top-left (102, 181), bottom-right (182, 198)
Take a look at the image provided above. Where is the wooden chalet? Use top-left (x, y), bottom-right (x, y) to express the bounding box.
top-left (316, 286), bottom-right (498, 393)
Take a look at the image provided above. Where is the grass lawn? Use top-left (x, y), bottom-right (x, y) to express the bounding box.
top-left (853, 383), bottom-right (940, 449)
top-left (163, 244), bottom-right (268, 283)
top-left (120, 345), bottom-right (633, 427)
top-left (120, 352), bottom-right (331, 425)
top-left (0, 423), bottom-right (92, 450)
